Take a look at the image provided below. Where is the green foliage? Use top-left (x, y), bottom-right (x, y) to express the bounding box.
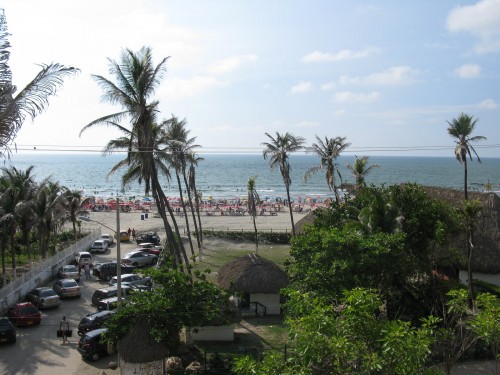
top-left (104, 265), bottom-right (233, 353)
top-left (202, 229), bottom-right (291, 244)
top-left (235, 288), bottom-right (438, 375)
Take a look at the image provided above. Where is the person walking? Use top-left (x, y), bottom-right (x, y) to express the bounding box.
top-left (60, 316), bottom-right (70, 344)
top-left (84, 262), bottom-right (91, 279)
top-left (132, 228), bottom-right (136, 241)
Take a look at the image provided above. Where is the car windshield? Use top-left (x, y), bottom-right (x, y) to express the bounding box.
top-left (64, 266), bottom-right (77, 272)
top-left (20, 305), bottom-right (38, 314)
top-left (62, 280), bottom-right (78, 287)
top-left (41, 289), bottom-right (57, 297)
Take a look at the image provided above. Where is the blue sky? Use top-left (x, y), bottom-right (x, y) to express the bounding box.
top-left (3, 0), bottom-right (500, 156)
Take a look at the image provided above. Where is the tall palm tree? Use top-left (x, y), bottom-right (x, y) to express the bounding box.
top-left (447, 113), bottom-right (487, 200)
top-left (163, 116), bottom-right (201, 256)
top-left (62, 188), bottom-right (84, 242)
top-left (304, 135), bottom-right (351, 203)
top-left (346, 155), bottom-right (379, 190)
top-left (0, 10), bottom-right (79, 155)
top-left (80, 47), bottom-right (191, 273)
top-left (247, 176), bottom-right (260, 252)
top-left (187, 151), bottom-right (204, 246)
top-left (462, 199), bottom-right (482, 310)
top-left (0, 173), bottom-right (17, 280)
top-left (262, 132), bottom-right (305, 237)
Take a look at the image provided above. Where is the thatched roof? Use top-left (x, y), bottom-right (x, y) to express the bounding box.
top-left (217, 254), bottom-right (288, 294)
top-left (117, 319), bottom-right (170, 363)
top-left (294, 207), bottom-right (326, 235)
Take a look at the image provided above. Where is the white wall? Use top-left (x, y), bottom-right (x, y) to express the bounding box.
top-left (251, 293), bottom-right (281, 315)
top-left (0, 230), bottom-right (100, 314)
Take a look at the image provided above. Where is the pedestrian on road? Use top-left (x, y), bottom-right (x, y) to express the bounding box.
top-left (132, 228), bottom-right (136, 241)
top-left (84, 262), bottom-right (91, 279)
top-left (128, 227), bottom-right (132, 237)
top-left (60, 316), bottom-right (70, 344)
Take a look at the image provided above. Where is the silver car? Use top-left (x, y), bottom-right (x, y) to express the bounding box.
top-left (109, 273), bottom-right (152, 287)
top-left (53, 278), bottom-right (81, 298)
top-left (120, 250), bottom-right (157, 267)
top-left (58, 265), bottom-right (80, 281)
top-left (26, 287), bottom-right (60, 309)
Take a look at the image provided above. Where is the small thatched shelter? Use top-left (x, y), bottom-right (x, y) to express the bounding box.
top-left (117, 320), bottom-right (171, 374)
top-left (217, 253), bottom-right (289, 315)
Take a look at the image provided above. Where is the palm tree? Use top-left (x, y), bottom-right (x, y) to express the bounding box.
top-left (62, 188), bottom-right (84, 242)
top-left (247, 176), bottom-right (260, 252)
top-left (462, 199), bottom-right (482, 310)
top-left (0, 10), bottom-right (79, 155)
top-left (304, 135), bottom-right (350, 203)
top-left (0, 173), bottom-right (17, 280)
top-left (346, 155), bottom-right (379, 190)
top-left (80, 47), bottom-right (191, 273)
top-left (187, 151), bottom-right (204, 246)
top-left (262, 132), bottom-right (305, 237)
top-left (163, 116), bottom-right (201, 256)
top-left (447, 113), bottom-right (487, 200)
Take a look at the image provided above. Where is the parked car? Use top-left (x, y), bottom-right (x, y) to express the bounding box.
top-left (99, 233), bottom-right (114, 245)
top-left (121, 250), bottom-right (157, 267)
top-left (90, 240), bottom-right (108, 253)
top-left (96, 296), bottom-right (123, 311)
top-left (26, 287), bottom-right (60, 309)
top-left (0, 317), bottom-right (16, 344)
top-left (137, 242), bottom-right (162, 256)
top-left (53, 278), bottom-right (81, 298)
top-left (116, 231), bottom-right (130, 242)
top-left (77, 328), bottom-right (110, 361)
top-left (77, 310), bottom-right (115, 336)
top-left (92, 262), bottom-right (136, 281)
top-left (109, 273), bottom-right (152, 287)
top-left (8, 302), bottom-right (41, 326)
top-left (58, 264), bottom-right (80, 281)
top-left (91, 285), bottom-right (133, 306)
top-left (75, 251), bottom-right (93, 266)
top-left (135, 231), bottom-right (160, 245)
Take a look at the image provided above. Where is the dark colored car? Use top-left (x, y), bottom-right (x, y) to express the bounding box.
top-left (92, 262), bottom-right (136, 281)
top-left (8, 302), bottom-right (41, 326)
top-left (135, 231), bottom-right (160, 245)
top-left (77, 328), bottom-right (109, 361)
top-left (26, 287), bottom-right (61, 309)
top-left (77, 310), bottom-right (115, 336)
top-left (0, 317), bottom-right (16, 344)
top-left (91, 285), bottom-right (132, 306)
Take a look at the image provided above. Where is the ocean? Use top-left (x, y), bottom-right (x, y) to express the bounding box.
top-left (4, 153), bottom-right (500, 200)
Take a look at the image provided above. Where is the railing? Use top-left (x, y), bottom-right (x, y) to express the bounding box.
top-left (0, 229), bottom-right (100, 315)
top-left (243, 301), bottom-right (266, 317)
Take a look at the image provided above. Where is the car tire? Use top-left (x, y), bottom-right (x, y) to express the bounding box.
top-left (151, 258), bottom-right (158, 265)
top-left (145, 281), bottom-right (152, 287)
top-left (91, 352), bottom-right (100, 361)
top-left (104, 274), bottom-right (112, 281)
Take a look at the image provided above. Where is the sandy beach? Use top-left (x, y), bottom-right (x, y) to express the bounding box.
top-left (80, 208), bottom-right (309, 239)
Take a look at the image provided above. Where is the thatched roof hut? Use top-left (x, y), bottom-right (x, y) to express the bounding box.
top-left (117, 319), bottom-right (170, 364)
top-left (218, 253), bottom-right (288, 294)
top-left (294, 207), bottom-right (326, 235)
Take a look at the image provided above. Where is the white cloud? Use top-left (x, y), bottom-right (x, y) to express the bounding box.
top-left (454, 64), bottom-right (481, 78)
top-left (339, 66), bottom-right (419, 86)
top-left (333, 91), bottom-right (380, 103)
top-left (333, 109), bottom-right (346, 116)
top-left (290, 81), bottom-right (313, 94)
top-left (206, 54), bottom-right (258, 75)
top-left (447, 0), bottom-right (500, 53)
top-left (477, 99), bottom-right (498, 109)
top-left (162, 76), bottom-right (223, 98)
top-left (302, 47), bottom-right (380, 63)
top-left (321, 82), bottom-right (336, 91)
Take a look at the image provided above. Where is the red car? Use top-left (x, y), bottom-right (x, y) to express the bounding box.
top-left (8, 302), bottom-right (41, 326)
top-left (137, 242), bottom-right (162, 256)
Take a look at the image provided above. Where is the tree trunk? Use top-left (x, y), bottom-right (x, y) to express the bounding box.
top-left (464, 160), bottom-right (468, 201)
top-left (182, 171), bottom-right (201, 252)
top-left (194, 190), bottom-right (203, 245)
top-left (175, 172), bottom-right (195, 257)
top-left (285, 183), bottom-right (296, 237)
top-left (467, 227), bottom-right (475, 310)
top-left (10, 233), bottom-right (16, 279)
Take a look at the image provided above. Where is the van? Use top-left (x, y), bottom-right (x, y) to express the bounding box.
top-left (90, 240), bottom-right (108, 253)
top-left (91, 285), bottom-right (131, 306)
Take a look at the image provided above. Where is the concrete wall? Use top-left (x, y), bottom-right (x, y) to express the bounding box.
top-left (0, 229), bottom-right (100, 315)
top-left (251, 293), bottom-right (281, 315)
top-left (189, 325), bottom-right (235, 342)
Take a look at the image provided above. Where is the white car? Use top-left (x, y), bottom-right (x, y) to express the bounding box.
top-left (90, 240), bottom-right (108, 253)
top-left (109, 273), bottom-right (152, 287)
top-left (75, 251), bottom-right (93, 266)
top-left (100, 233), bottom-right (114, 245)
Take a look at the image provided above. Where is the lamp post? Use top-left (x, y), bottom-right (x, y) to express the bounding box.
top-left (79, 196), bottom-right (122, 307)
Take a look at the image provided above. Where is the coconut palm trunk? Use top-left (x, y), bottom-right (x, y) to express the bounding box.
top-left (182, 171), bottom-right (201, 252)
top-left (175, 172), bottom-right (195, 257)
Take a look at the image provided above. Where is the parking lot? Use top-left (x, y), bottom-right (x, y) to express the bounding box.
top-left (0, 239), bottom-right (141, 375)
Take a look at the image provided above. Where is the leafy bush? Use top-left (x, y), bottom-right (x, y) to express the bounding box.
top-left (202, 230), bottom-right (291, 244)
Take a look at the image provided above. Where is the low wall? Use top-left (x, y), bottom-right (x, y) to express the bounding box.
top-left (0, 229), bottom-right (100, 315)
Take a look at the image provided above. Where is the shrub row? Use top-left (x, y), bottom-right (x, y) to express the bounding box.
top-left (201, 230), bottom-right (291, 244)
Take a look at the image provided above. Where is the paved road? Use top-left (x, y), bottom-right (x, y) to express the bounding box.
top-left (0, 239), bottom-right (140, 375)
